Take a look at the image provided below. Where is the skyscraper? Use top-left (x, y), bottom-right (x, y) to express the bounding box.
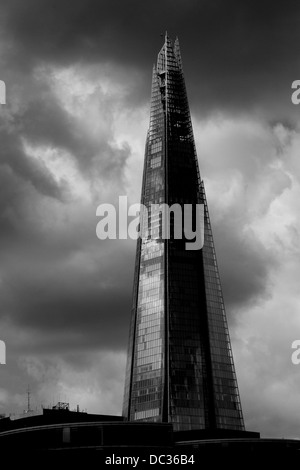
top-left (123, 33), bottom-right (244, 432)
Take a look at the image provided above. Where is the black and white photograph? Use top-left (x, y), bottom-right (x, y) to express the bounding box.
top-left (0, 0), bottom-right (300, 459)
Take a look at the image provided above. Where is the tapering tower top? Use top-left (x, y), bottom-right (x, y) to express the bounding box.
top-left (156, 33), bottom-right (183, 75)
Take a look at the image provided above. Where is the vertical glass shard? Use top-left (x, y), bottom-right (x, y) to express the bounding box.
top-left (122, 34), bottom-right (244, 432)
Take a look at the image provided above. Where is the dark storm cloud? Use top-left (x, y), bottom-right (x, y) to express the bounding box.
top-left (0, 128), bottom-right (64, 206)
top-left (2, 0), bottom-right (300, 118)
top-left (0, 45), bottom-right (132, 363)
top-left (1, 240), bottom-right (135, 352)
top-left (214, 222), bottom-right (276, 311)
top-left (20, 91), bottom-right (130, 177)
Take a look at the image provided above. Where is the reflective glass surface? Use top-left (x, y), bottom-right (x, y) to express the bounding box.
top-left (123, 35), bottom-right (244, 431)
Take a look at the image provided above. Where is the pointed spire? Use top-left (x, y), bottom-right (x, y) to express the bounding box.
top-left (174, 36), bottom-right (180, 56)
top-left (174, 37), bottom-right (183, 70)
top-left (157, 34), bottom-right (182, 74)
top-left (164, 31), bottom-right (172, 48)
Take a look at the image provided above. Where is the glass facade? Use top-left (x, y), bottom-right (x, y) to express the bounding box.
top-left (123, 34), bottom-right (244, 431)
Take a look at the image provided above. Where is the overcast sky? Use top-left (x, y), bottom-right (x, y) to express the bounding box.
top-left (1, 0), bottom-right (300, 438)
